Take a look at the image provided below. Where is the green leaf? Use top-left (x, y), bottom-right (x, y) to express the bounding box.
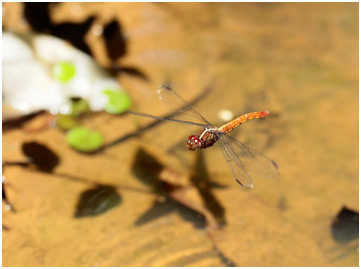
top-left (52, 61), bottom-right (76, 83)
top-left (103, 89), bottom-right (132, 114)
top-left (66, 127), bottom-right (104, 152)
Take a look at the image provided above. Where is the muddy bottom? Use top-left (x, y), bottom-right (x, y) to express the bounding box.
top-left (2, 2), bottom-right (358, 266)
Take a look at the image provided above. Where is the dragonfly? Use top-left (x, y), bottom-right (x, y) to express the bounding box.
top-left (128, 85), bottom-right (279, 189)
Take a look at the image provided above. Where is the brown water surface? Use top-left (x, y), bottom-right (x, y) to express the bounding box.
top-left (2, 2), bottom-right (358, 266)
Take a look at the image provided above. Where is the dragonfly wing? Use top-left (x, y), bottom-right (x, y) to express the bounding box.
top-left (157, 85), bottom-right (213, 126)
top-left (217, 136), bottom-right (254, 189)
top-left (217, 134), bottom-right (279, 188)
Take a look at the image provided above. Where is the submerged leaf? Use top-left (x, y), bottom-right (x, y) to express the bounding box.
top-left (74, 185), bottom-right (121, 218)
top-left (331, 206), bottom-right (359, 244)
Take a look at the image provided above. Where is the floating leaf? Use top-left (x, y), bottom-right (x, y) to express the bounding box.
top-left (74, 185), bottom-right (121, 218)
top-left (66, 127), bottom-right (104, 152)
top-left (52, 61), bottom-right (76, 83)
top-left (103, 89), bottom-right (132, 114)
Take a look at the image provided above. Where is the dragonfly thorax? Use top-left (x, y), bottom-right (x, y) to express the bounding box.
top-left (187, 127), bottom-right (220, 151)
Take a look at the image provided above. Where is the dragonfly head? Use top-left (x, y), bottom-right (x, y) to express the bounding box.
top-left (187, 135), bottom-right (201, 151)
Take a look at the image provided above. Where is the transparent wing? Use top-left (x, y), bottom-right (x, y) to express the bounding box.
top-left (217, 137), bottom-right (254, 189)
top-left (157, 85), bottom-right (212, 127)
top-left (217, 134), bottom-right (280, 189)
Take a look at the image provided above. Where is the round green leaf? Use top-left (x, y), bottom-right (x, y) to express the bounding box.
top-left (103, 89), bottom-right (132, 114)
top-left (53, 61), bottom-right (76, 83)
top-left (66, 127), bottom-right (104, 152)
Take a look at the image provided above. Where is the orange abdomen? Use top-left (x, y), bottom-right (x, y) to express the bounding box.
top-left (219, 111), bottom-right (269, 133)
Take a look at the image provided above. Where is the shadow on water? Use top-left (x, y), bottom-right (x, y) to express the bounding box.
top-left (102, 18), bottom-right (148, 80)
top-left (189, 150), bottom-right (227, 226)
top-left (135, 197), bottom-right (206, 229)
top-left (24, 3), bottom-right (95, 56)
top-left (189, 150), bottom-right (238, 266)
top-left (3, 140), bottom-right (60, 190)
top-left (2, 110), bottom-right (47, 132)
top-left (2, 162), bottom-right (145, 218)
top-left (102, 85), bottom-right (212, 151)
top-left (21, 141), bottom-right (60, 173)
top-left (131, 148), bottom-right (166, 193)
top-left (2, 141), bottom-right (148, 218)
top-left (3, 142), bottom-right (152, 194)
top-left (131, 147), bottom-right (207, 229)
top-left (131, 146), bottom-right (229, 230)
top-left (23, 2), bottom-right (147, 80)
top-left (102, 19), bottom-right (127, 62)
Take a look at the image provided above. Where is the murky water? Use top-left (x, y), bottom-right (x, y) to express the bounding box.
top-left (2, 2), bottom-right (358, 266)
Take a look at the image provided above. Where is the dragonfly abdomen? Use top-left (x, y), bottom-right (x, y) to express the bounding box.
top-left (219, 111), bottom-right (269, 133)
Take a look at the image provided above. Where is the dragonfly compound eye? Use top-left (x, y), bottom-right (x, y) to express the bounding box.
top-left (187, 135), bottom-right (201, 151)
